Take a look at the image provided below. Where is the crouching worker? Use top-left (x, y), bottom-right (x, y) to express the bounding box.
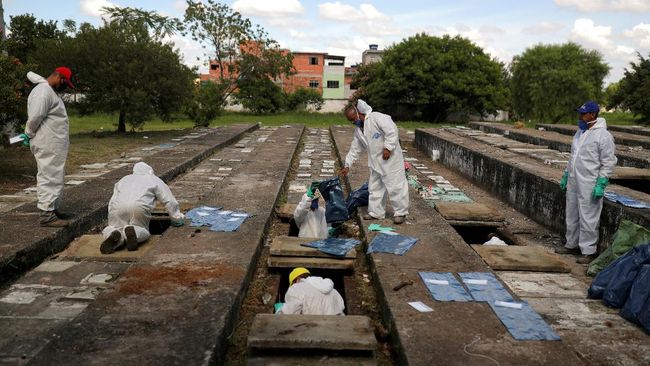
top-left (100, 162), bottom-right (184, 254)
top-left (293, 181), bottom-right (328, 239)
top-left (276, 267), bottom-right (345, 315)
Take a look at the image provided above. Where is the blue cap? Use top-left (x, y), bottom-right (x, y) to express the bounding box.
top-left (576, 101), bottom-right (600, 113)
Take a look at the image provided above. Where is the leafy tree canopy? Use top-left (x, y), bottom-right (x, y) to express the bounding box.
top-left (609, 53), bottom-right (650, 123)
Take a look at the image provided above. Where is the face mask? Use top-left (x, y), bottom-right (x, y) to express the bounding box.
top-left (354, 119), bottom-right (363, 128)
top-left (310, 199), bottom-right (319, 210)
top-left (578, 120), bottom-right (588, 131)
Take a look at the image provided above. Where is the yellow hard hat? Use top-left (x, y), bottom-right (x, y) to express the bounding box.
top-left (289, 267), bottom-right (310, 286)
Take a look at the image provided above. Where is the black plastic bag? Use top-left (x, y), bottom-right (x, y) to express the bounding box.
top-left (620, 264), bottom-right (650, 332)
top-left (318, 177), bottom-right (349, 224)
top-left (346, 182), bottom-right (369, 216)
top-left (587, 243), bottom-right (650, 305)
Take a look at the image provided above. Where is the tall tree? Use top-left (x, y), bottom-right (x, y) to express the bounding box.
top-left (353, 33), bottom-right (508, 122)
top-left (0, 55), bottom-right (31, 134)
top-left (510, 43), bottom-right (609, 123)
top-left (609, 53), bottom-right (650, 123)
top-left (5, 14), bottom-right (64, 62)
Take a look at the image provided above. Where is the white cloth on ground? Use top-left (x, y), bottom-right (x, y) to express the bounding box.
top-left (293, 193), bottom-right (328, 239)
top-left (564, 118), bottom-right (617, 255)
top-left (102, 162), bottom-right (183, 244)
top-left (277, 276), bottom-right (345, 315)
top-left (25, 71), bottom-right (69, 211)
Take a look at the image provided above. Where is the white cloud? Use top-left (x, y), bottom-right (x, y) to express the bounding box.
top-left (554, 0), bottom-right (650, 12)
top-left (289, 29), bottom-right (307, 40)
top-left (173, 0), bottom-right (188, 13)
top-left (479, 25), bottom-right (505, 35)
top-left (232, 0), bottom-right (304, 18)
top-left (80, 0), bottom-right (117, 18)
top-left (570, 18), bottom-right (612, 48)
top-left (522, 21), bottom-right (566, 34)
top-left (623, 22), bottom-right (650, 49)
top-left (319, 2), bottom-right (389, 22)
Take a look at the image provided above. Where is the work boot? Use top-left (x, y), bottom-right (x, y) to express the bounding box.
top-left (393, 216), bottom-right (406, 225)
top-left (39, 210), bottom-right (68, 227)
top-left (362, 213), bottom-right (379, 221)
top-left (125, 226), bottom-right (139, 251)
top-left (100, 230), bottom-right (123, 254)
top-left (576, 254), bottom-right (597, 265)
top-left (554, 247), bottom-right (581, 255)
top-left (53, 209), bottom-right (74, 220)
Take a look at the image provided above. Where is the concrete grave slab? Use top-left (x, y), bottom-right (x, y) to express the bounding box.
top-left (297, 173), bottom-right (311, 178)
top-left (65, 180), bottom-right (85, 186)
top-left (270, 236), bottom-right (356, 259)
top-left (80, 273), bottom-right (116, 285)
top-left (34, 261), bottom-right (78, 273)
top-left (268, 256), bottom-right (354, 270)
top-left (497, 272), bottom-right (587, 298)
top-left (241, 149), bottom-right (253, 153)
top-left (59, 234), bottom-right (161, 262)
top-left (471, 245), bottom-right (571, 272)
top-left (80, 163), bottom-right (108, 170)
top-left (525, 297), bottom-right (635, 331)
top-left (247, 314), bottom-right (375, 351)
top-left (37, 300), bottom-right (88, 319)
top-left (289, 184), bottom-right (307, 193)
top-left (276, 204), bottom-right (297, 222)
top-left (435, 202), bottom-right (504, 222)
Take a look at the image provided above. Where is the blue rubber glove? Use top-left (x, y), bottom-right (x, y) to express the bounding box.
top-left (559, 171), bottom-right (569, 192)
top-left (19, 133), bottom-right (30, 147)
top-left (592, 177), bottom-right (608, 199)
top-left (170, 218), bottom-right (185, 227)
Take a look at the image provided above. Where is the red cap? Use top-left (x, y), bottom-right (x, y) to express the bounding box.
top-left (55, 66), bottom-right (75, 88)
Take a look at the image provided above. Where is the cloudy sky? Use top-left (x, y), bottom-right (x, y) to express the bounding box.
top-left (4, 0), bottom-right (650, 83)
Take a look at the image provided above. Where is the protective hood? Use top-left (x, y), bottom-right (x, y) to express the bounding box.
top-left (357, 99), bottom-right (373, 115)
top-left (304, 276), bottom-right (334, 294)
top-left (27, 71), bottom-right (47, 84)
top-left (133, 162), bottom-right (154, 175)
top-left (590, 117), bottom-right (607, 130)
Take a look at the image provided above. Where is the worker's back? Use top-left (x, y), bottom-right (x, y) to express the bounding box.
top-left (281, 276), bottom-right (345, 315)
top-left (109, 162), bottom-right (174, 214)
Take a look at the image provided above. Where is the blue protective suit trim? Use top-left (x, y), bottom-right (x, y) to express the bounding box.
top-left (301, 237), bottom-right (360, 257)
top-left (458, 272), bottom-right (514, 302)
top-left (489, 301), bottom-right (561, 341)
top-left (604, 192), bottom-right (650, 209)
top-left (367, 233), bottom-right (418, 255)
top-left (418, 272), bottom-right (473, 302)
top-left (186, 206), bottom-right (250, 232)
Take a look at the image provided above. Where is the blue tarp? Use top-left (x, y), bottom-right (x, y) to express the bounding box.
top-left (458, 272), bottom-right (514, 302)
top-left (489, 301), bottom-right (561, 341)
top-left (301, 237), bottom-right (360, 257)
top-left (620, 264), bottom-right (650, 333)
top-left (367, 233), bottom-right (418, 255)
top-left (588, 243), bottom-right (650, 303)
top-left (186, 206), bottom-right (250, 232)
top-left (418, 272), bottom-right (472, 302)
top-left (604, 192), bottom-right (650, 209)
top-left (346, 182), bottom-right (369, 216)
top-left (318, 177), bottom-right (350, 224)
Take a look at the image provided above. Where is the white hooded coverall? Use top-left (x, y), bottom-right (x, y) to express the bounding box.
top-left (25, 72), bottom-right (69, 212)
top-left (344, 100), bottom-right (409, 218)
top-left (293, 193), bottom-right (328, 239)
top-left (565, 118), bottom-right (617, 255)
top-left (102, 162), bottom-right (183, 245)
top-left (277, 276), bottom-right (345, 315)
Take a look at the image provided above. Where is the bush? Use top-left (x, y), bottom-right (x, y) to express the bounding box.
top-left (185, 82), bottom-right (226, 127)
top-left (0, 54), bottom-right (32, 136)
top-left (235, 77), bottom-right (286, 114)
top-left (286, 87), bottom-right (324, 111)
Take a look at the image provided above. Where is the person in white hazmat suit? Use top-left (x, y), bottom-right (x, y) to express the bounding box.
top-left (556, 101), bottom-right (617, 264)
top-left (276, 267), bottom-right (345, 315)
top-left (21, 67), bottom-right (75, 226)
top-left (293, 182), bottom-right (328, 239)
top-left (100, 162), bottom-right (185, 254)
top-left (340, 100), bottom-right (409, 224)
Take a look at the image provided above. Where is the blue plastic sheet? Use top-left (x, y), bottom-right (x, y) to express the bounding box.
top-left (458, 272), bottom-right (514, 302)
top-left (367, 233), bottom-right (418, 255)
top-left (489, 301), bottom-right (561, 341)
top-left (620, 264), bottom-right (650, 331)
top-left (604, 192), bottom-right (650, 209)
top-left (301, 237), bottom-right (360, 257)
top-left (318, 177), bottom-right (349, 224)
top-left (588, 243), bottom-right (650, 302)
top-left (346, 182), bottom-right (369, 216)
top-left (418, 272), bottom-right (472, 302)
top-left (186, 206), bottom-right (250, 232)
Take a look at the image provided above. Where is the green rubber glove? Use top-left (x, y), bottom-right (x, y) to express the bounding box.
top-left (592, 177), bottom-right (608, 199)
top-left (170, 218), bottom-right (185, 227)
top-left (306, 181), bottom-right (319, 198)
top-left (559, 171), bottom-right (569, 192)
top-left (19, 133), bottom-right (30, 147)
top-left (274, 302), bottom-right (284, 313)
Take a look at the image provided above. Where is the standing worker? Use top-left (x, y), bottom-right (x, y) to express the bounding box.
top-left (557, 101), bottom-right (617, 264)
top-left (293, 182), bottom-right (328, 239)
top-left (340, 100), bottom-right (409, 224)
top-left (276, 267), bottom-right (345, 315)
top-left (19, 67), bottom-right (75, 226)
top-left (100, 162), bottom-right (185, 254)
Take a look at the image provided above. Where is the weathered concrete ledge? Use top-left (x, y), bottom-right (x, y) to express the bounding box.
top-left (468, 122), bottom-right (650, 169)
top-left (330, 126), bottom-right (581, 366)
top-left (415, 128), bottom-right (650, 252)
top-left (537, 123), bottom-right (650, 150)
top-left (608, 124), bottom-right (650, 137)
top-left (27, 126), bottom-right (304, 365)
top-left (0, 123), bottom-right (258, 285)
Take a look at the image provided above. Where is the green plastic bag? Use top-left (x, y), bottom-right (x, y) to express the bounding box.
top-left (587, 220), bottom-right (650, 276)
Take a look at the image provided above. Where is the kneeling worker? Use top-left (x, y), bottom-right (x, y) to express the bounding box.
top-left (293, 182), bottom-right (328, 239)
top-left (277, 267), bottom-right (345, 315)
top-left (101, 162), bottom-right (184, 254)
